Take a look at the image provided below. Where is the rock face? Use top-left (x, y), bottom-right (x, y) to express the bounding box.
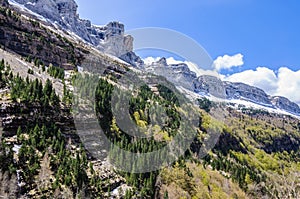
top-left (195, 78), bottom-right (273, 107)
top-left (0, 5), bottom-right (87, 68)
top-left (145, 58), bottom-right (300, 115)
top-left (0, 0), bottom-right (8, 6)
top-left (5, 1), bottom-right (300, 115)
top-left (0, 102), bottom-right (76, 137)
top-left (194, 75), bottom-right (225, 99)
top-left (119, 51), bottom-right (144, 67)
top-left (11, 0), bottom-right (134, 58)
top-left (270, 96), bottom-right (300, 114)
top-left (156, 57), bottom-right (168, 66)
top-left (145, 58), bottom-right (197, 90)
top-left (94, 22), bottom-right (133, 57)
top-left (224, 82), bottom-right (273, 106)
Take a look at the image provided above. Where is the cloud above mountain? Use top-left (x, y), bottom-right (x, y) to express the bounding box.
top-left (213, 53), bottom-right (300, 105)
top-left (143, 57), bottom-right (161, 65)
top-left (224, 67), bottom-right (300, 104)
top-left (143, 55), bottom-right (300, 104)
top-left (224, 67), bottom-right (278, 94)
top-left (213, 53), bottom-right (244, 71)
top-left (275, 67), bottom-right (300, 104)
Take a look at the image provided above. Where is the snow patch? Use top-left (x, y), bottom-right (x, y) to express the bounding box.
top-left (177, 86), bottom-right (300, 119)
top-left (8, 0), bottom-right (48, 22)
top-left (13, 144), bottom-right (21, 155)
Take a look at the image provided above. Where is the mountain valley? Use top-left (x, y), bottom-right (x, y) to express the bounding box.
top-left (0, 0), bottom-right (299, 198)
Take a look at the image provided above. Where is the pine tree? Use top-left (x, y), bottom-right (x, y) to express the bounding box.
top-left (163, 190), bottom-right (169, 199)
top-left (17, 126), bottom-right (22, 140)
top-left (43, 79), bottom-right (52, 97)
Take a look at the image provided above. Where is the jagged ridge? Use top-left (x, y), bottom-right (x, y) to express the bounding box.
top-left (9, 0), bottom-right (134, 58)
top-left (146, 58), bottom-right (300, 115)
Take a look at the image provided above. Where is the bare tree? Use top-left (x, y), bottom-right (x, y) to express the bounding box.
top-left (36, 151), bottom-right (53, 192)
top-left (0, 171), bottom-right (18, 198)
top-left (266, 165), bottom-right (300, 199)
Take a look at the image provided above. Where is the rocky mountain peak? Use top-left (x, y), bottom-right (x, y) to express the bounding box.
top-left (194, 75), bottom-right (225, 98)
top-left (56, 0), bottom-right (77, 15)
top-left (10, 0), bottom-right (134, 58)
top-left (13, 0), bottom-right (77, 18)
top-left (170, 63), bottom-right (195, 74)
top-left (270, 96), bottom-right (300, 114)
top-left (101, 21), bottom-right (125, 39)
top-left (5, 0), bottom-right (300, 116)
top-left (224, 81), bottom-right (272, 106)
top-left (144, 59), bottom-right (300, 115)
top-left (0, 0), bottom-right (8, 6)
top-left (156, 57), bottom-right (168, 66)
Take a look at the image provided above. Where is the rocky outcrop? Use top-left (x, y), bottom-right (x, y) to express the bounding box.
top-left (119, 51), bottom-right (144, 67)
top-left (96, 22), bottom-right (133, 57)
top-left (10, 0), bottom-right (134, 58)
top-left (270, 96), bottom-right (300, 114)
top-left (156, 57), bottom-right (168, 66)
top-left (194, 75), bottom-right (225, 98)
top-left (0, 102), bottom-right (76, 137)
top-left (145, 59), bottom-right (197, 90)
top-left (224, 81), bottom-right (273, 106)
top-left (145, 58), bottom-right (300, 115)
top-left (0, 4), bottom-right (87, 68)
top-left (0, 0), bottom-right (8, 6)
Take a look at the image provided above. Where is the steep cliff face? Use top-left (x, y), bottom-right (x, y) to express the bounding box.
top-left (98, 22), bottom-right (133, 57)
top-left (0, 0), bottom-right (8, 6)
top-left (270, 96), bottom-right (300, 114)
top-left (0, 3), bottom-right (87, 68)
top-left (0, 102), bottom-right (76, 137)
top-left (194, 75), bottom-right (225, 99)
top-left (190, 77), bottom-right (272, 107)
top-left (224, 81), bottom-right (273, 106)
top-left (144, 58), bottom-right (197, 90)
top-left (10, 0), bottom-right (133, 58)
top-left (16, 0), bottom-right (77, 23)
top-left (145, 58), bottom-right (300, 115)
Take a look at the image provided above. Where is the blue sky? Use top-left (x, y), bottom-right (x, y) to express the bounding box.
top-left (75, 0), bottom-right (300, 70)
top-left (75, 0), bottom-right (300, 103)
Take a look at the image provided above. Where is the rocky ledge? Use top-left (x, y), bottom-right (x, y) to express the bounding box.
top-left (270, 96), bottom-right (300, 114)
top-left (10, 0), bottom-right (134, 58)
top-left (145, 58), bottom-right (300, 115)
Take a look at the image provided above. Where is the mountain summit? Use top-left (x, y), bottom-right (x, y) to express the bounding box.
top-left (11, 0), bottom-right (133, 58)
top-left (145, 58), bottom-right (300, 116)
top-left (4, 0), bottom-right (300, 117)
top-left (0, 1), bottom-right (300, 198)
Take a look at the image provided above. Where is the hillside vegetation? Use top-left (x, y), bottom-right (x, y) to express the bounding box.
top-left (0, 1), bottom-right (299, 198)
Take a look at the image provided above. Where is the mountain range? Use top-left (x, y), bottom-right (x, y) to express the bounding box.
top-left (0, 0), bottom-right (300, 198)
top-left (144, 57), bottom-right (300, 116)
top-left (4, 0), bottom-right (300, 117)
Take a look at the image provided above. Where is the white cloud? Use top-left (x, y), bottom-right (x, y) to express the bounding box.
top-left (224, 67), bottom-right (300, 104)
top-left (276, 67), bottom-right (300, 104)
top-left (213, 53), bottom-right (244, 71)
top-left (143, 57), bottom-right (161, 65)
top-left (143, 57), bottom-right (300, 104)
top-left (165, 57), bottom-right (218, 77)
top-left (224, 67), bottom-right (278, 94)
top-left (165, 57), bottom-right (182, 65)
